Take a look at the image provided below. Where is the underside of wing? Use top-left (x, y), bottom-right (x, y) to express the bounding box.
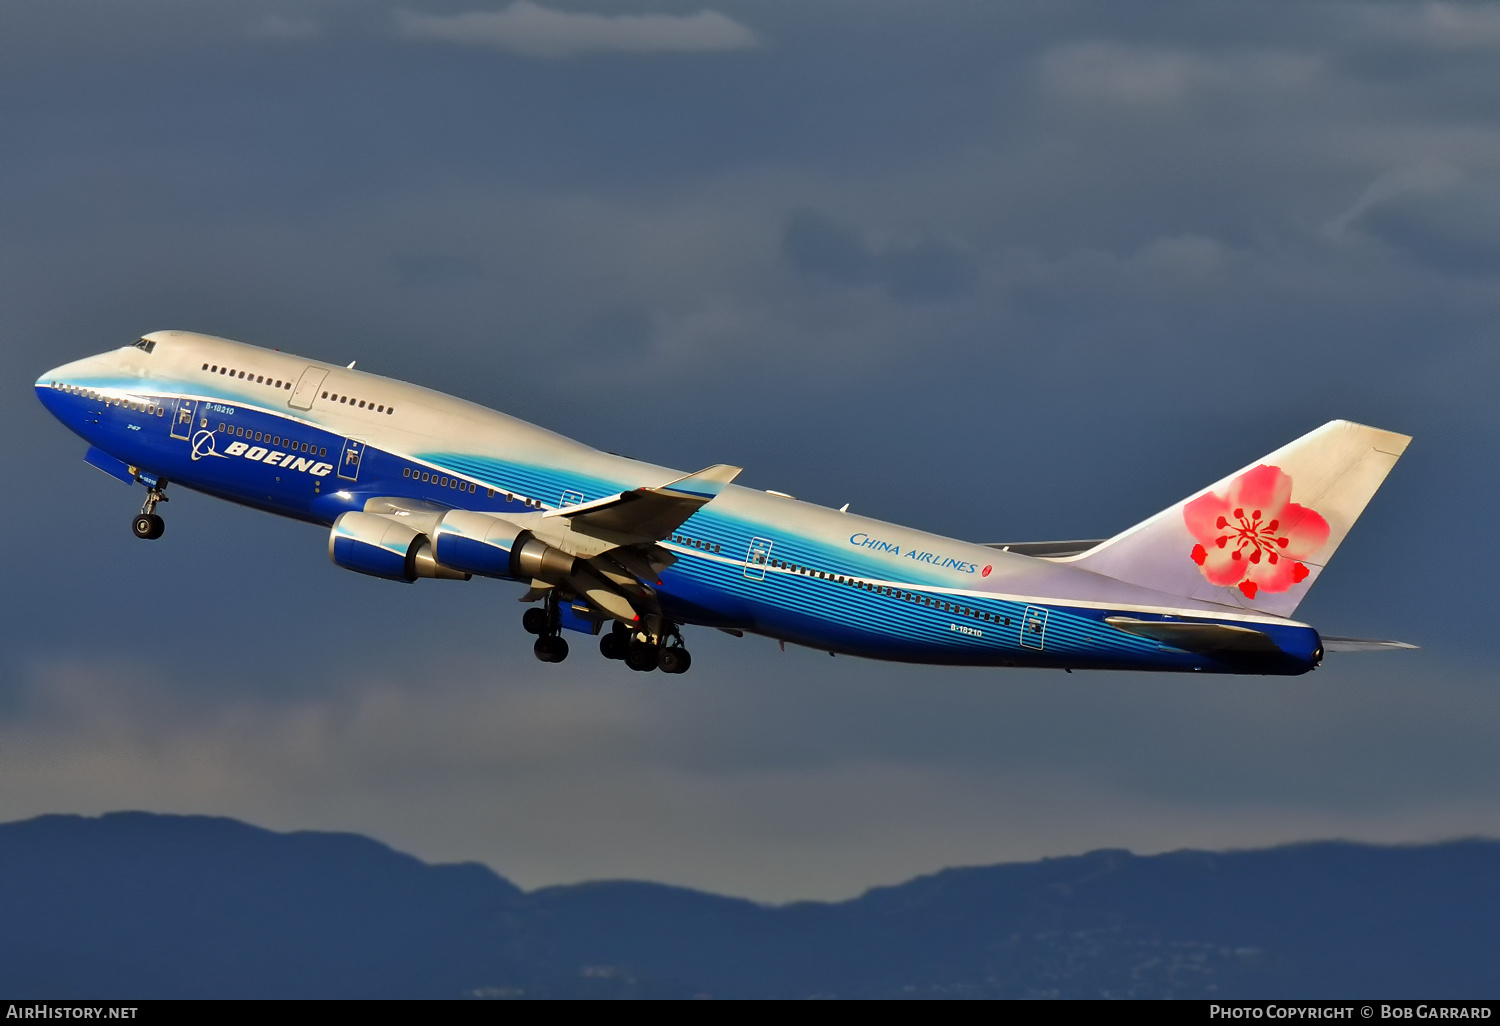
top-left (1104, 616), bottom-right (1283, 655)
top-left (982, 539), bottom-right (1106, 558)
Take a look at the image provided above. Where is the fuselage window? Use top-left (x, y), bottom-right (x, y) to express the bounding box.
top-left (387, 408), bottom-right (394, 415)
top-left (403, 468), bottom-right (410, 477)
top-left (421, 472), bottom-right (430, 482)
top-left (318, 447), bottom-right (326, 456)
top-left (218, 423), bottom-right (225, 432)
top-left (487, 489), bottom-right (495, 498)
top-left (321, 391), bottom-right (328, 399)
top-left (256, 375), bottom-right (263, 384)
top-left (377, 405), bottom-right (384, 413)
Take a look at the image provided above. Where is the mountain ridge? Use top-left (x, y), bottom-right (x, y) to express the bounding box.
top-left (2, 811), bottom-right (1496, 998)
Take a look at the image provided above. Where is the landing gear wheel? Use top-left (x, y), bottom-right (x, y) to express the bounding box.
top-left (534, 635), bottom-right (569, 663)
top-left (522, 607), bottom-right (550, 635)
top-left (599, 632), bottom-right (627, 660)
top-left (659, 647), bottom-right (691, 675)
top-left (132, 513), bottom-right (164, 540)
top-left (625, 642), bottom-right (659, 672)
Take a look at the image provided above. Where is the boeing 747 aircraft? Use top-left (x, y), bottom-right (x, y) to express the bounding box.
top-left (36, 331), bottom-right (1414, 675)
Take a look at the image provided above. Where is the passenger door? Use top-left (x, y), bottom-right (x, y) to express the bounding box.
top-left (338, 438), bottom-right (364, 482)
top-left (743, 537), bottom-right (773, 581)
top-left (1019, 605), bottom-right (1049, 650)
top-left (170, 398), bottom-right (197, 441)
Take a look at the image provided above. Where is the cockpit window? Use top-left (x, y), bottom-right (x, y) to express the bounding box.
top-left (132, 338), bottom-right (156, 354)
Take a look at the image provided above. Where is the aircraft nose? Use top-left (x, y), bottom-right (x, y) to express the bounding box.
top-left (35, 353), bottom-right (104, 415)
top-left (36, 365), bottom-right (67, 388)
top-left (37, 352), bottom-right (106, 391)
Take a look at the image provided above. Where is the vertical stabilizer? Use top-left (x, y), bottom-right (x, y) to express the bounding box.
top-left (1063, 420), bottom-right (1410, 617)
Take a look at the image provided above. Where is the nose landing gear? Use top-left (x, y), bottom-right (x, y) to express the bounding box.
top-left (131, 481), bottom-right (168, 540)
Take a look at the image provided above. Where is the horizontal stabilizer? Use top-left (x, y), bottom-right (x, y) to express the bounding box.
top-left (982, 539), bottom-right (1105, 558)
top-left (1321, 636), bottom-right (1419, 653)
top-left (546, 464), bottom-right (742, 543)
top-left (1105, 616), bottom-right (1281, 655)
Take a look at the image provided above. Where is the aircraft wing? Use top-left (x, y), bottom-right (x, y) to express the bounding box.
top-left (1107, 617), bottom-right (1419, 660)
top-left (544, 464), bottom-right (743, 544)
top-left (1104, 616), bottom-right (1283, 655)
top-left (982, 539), bottom-right (1105, 558)
top-left (1320, 636), bottom-right (1420, 653)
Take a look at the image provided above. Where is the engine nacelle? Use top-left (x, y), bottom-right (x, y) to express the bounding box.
top-left (432, 509), bottom-right (576, 581)
top-left (329, 511), bottom-right (470, 583)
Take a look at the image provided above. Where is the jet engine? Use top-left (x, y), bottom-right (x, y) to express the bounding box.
top-left (329, 511), bottom-right (470, 583)
top-left (431, 509), bottom-right (577, 582)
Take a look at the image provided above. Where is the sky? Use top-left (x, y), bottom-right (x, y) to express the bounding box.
top-left (2, 0), bottom-right (1498, 902)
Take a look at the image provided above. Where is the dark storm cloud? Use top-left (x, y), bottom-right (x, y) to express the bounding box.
top-left (1342, 168), bottom-right (1500, 272)
top-left (782, 209), bottom-right (980, 303)
top-left (395, 3), bottom-right (758, 57)
top-left (2, 0), bottom-right (1498, 898)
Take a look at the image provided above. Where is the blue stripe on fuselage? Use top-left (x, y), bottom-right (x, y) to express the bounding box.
top-left (38, 377), bottom-right (1319, 675)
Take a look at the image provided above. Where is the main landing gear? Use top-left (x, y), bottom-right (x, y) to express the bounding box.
top-left (523, 598), bottom-right (693, 674)
top-left (131, 481), bottom-right (168, 540)
top-left (523, 595), bottom-right (569, 663)
top-left (598, 620), bottom-right (692, 674)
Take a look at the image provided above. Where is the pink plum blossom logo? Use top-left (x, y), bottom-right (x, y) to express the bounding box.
top-left (1183, 464), bottom-right (1330, 600)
